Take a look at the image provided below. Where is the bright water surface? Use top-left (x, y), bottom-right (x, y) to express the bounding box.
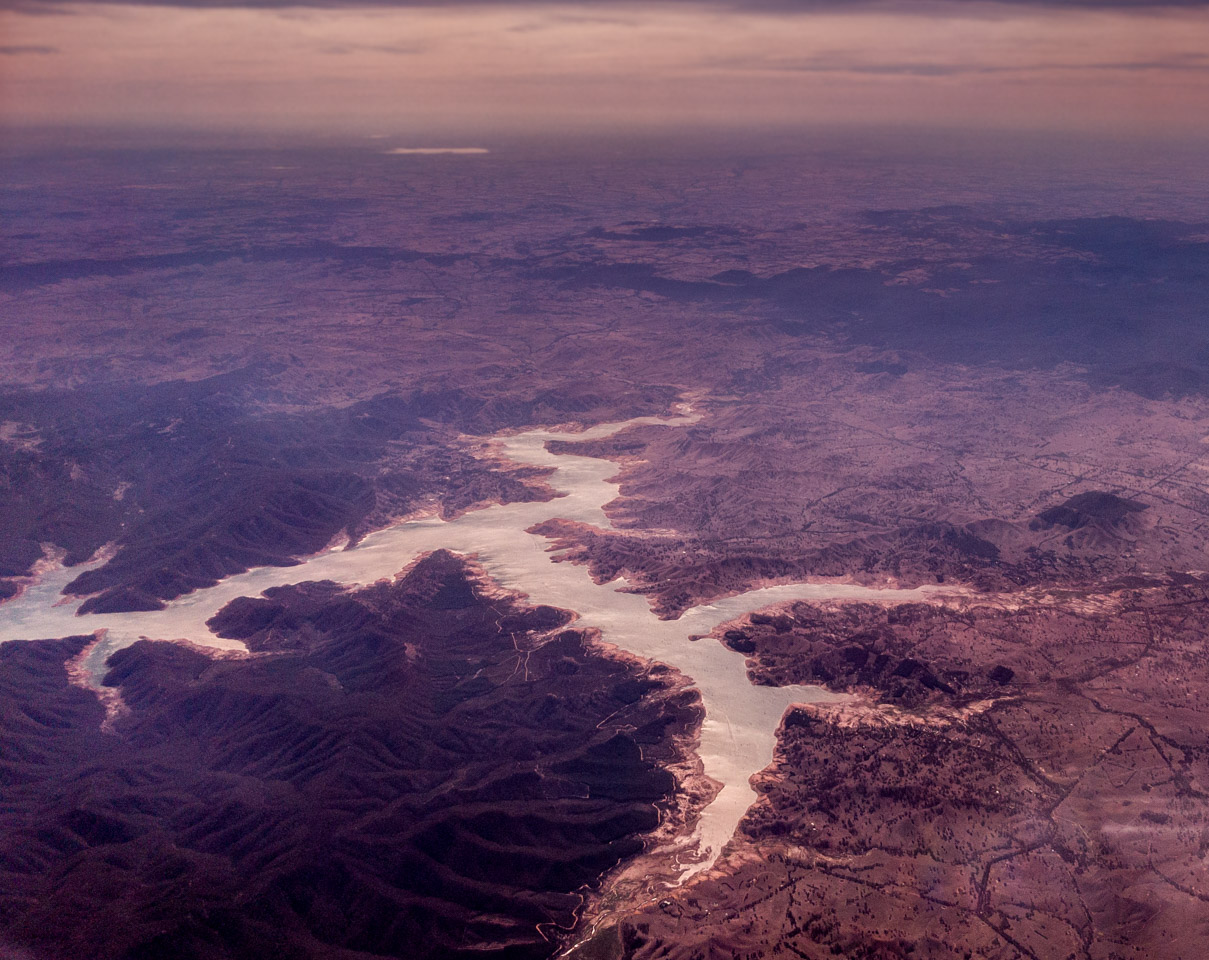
top-left (0, 412), bottom-right (953, 876)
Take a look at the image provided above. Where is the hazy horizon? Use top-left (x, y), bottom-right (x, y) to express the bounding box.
top-left (3, 0), bottom-right (1209, 141)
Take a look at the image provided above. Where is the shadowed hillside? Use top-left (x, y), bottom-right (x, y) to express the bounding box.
top-left (0, 552), bottom-right (700, 960)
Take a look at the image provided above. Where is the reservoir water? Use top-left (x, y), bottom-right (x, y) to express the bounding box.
top-left (0, 411), bottom-right (954, 877)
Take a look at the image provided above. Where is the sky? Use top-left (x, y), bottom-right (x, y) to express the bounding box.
top-left (2, 1), bottom-right (1209, 139)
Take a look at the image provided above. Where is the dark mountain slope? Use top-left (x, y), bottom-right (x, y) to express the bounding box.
top-left (0, 552), bottom-right (700, 960)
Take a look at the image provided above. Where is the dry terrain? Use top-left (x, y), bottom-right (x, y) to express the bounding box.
top-left (4, 136), bottom-right (1209, 958)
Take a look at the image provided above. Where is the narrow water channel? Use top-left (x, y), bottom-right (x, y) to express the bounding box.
top-left (0, 412), bottom-right (952, 876)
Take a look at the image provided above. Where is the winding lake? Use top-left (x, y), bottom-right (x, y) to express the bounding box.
top-left (0, 411), bottom-right (954, 877)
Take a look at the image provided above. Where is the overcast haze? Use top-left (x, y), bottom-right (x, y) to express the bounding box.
top-left (2, 1), bottom-right (1208, 139)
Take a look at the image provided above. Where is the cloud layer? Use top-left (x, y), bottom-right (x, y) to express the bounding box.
top-left (2, 0), bottom-right (1208, 137)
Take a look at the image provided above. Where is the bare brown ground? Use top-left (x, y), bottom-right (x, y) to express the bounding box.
top-left (577, 583), bottom-right (1209, 960)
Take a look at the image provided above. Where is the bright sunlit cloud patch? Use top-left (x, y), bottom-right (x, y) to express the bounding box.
top-left (385, 147), bottom-right (489, 154)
